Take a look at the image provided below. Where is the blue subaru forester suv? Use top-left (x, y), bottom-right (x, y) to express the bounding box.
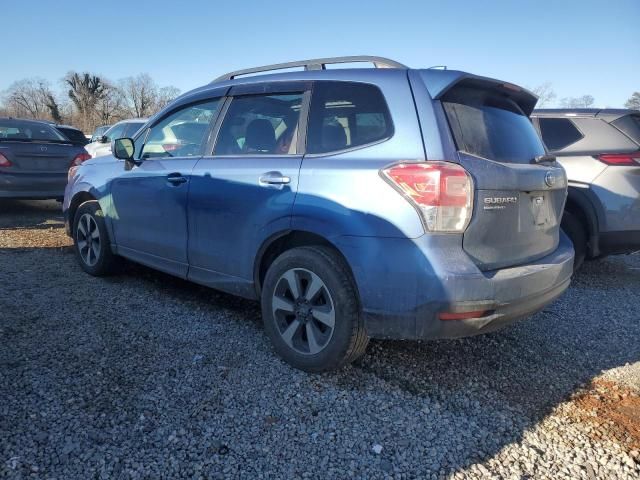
top-left (63, 56), bottom-right (574, 371)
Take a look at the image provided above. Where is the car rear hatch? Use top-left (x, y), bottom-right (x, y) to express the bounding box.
top-left (424, 73), bottom-right (567, 270)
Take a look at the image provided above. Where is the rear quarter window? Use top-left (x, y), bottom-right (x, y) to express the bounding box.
top-left (442, 86), bottom-right (545, 164)
top-left (538, 118), bottom-right (584, 151)
top-left (611, 114), bottom-right (640, 146)
top-left (306, 81), bottom-right (393, 154)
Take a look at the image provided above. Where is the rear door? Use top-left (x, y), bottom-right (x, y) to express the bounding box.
top-left (187, 83), bottom-right (309, 292)
top-left (438, 80), bottom-right (567, 270)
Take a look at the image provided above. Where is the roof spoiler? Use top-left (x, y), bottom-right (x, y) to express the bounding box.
top-left (420, 69), bottom-right (538, 116)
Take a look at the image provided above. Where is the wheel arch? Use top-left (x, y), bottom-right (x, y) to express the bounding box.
top-left (565, 185), bottom-right (601, 257)
top-left (254, 230), bottom-right (360, 305)
top-left (68, 191), bottom-right (98, 234)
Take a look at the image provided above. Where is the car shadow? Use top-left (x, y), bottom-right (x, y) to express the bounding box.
top-left (0, 199), bottom-right (64, 230)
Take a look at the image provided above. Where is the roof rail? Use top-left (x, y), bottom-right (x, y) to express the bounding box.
top-left (212, 56), bottom-right (408, 83)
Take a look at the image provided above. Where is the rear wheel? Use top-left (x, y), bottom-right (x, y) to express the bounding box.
top-left (261, 246), bottom-right (368, 372)
top-left (561, 211), bottom-right (587, 271)
top-left (73, 201), bottom-right (120, 276)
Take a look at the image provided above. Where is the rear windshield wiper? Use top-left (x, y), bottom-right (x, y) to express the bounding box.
top-left (532, 154), bottom-right (556, 164)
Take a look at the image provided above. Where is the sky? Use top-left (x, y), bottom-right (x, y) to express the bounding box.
top-left (3, 0), bottom-right (639, 108)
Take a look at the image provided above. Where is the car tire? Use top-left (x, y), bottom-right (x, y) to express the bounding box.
top-left (73, 200), bottom-right (120, 276)
top-left (561, 211), bottom-right (587, 271)
top-left (261, 246), bottom-right (369, 372)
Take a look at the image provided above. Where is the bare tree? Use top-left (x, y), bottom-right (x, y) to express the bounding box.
top-left (529, 82), bottom-right (556, 108)
top-left (625, 92), bottom-right (640, 110)
top-left (44, 92), bottom-right (63, 123)
top-left (120, 74), bottom-right (158, 118)
top-left (95, 82), bottom-right (127, 125)
top-left (560, 95), bottom-right (595, 108)
top-left (156, 86), bottom-right (181, 110)
top-left (65, 72), bottom-right (107, 131)
top-left (3, 78), bottom-right (54, 119)
top-left (0, 72), bottom-right (180, 131)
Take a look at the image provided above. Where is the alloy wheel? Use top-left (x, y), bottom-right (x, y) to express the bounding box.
top-left (76, 213), bottom-right (101, 267)
top-left (271, 268), bottom-right (336, 355)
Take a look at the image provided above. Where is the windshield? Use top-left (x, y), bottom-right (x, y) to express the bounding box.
top-left (442, 86), bottom-right (545, 164)
top-left (93, 126), bottom-right (109, 136)
top-left (0, 119), bottom-right (69, 142)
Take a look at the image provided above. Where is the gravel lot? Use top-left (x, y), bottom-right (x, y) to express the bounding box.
top-left (1, 199), bottom-right (639, 479)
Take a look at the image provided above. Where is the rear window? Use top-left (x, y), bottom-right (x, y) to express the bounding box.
top-left (442, 86), bottom-right (545, 163)
top-left (538, 118), bottom-right (584, 151)
top-left (0, 119), bottom-right (68, 142)
top-left (306, 82), bottom-right (393, 154)
top-left (611, 114), bottom-right (640, 146)
top-left (56, 127), bottom-right (88, 145)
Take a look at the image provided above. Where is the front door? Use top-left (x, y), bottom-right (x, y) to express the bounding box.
top-left (187, 88), bottom-right (308, 293)
top-left (110, 98), bottom-right (223, 276)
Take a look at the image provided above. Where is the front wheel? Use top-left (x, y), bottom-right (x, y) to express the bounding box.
top-left (73, 200), bottom-right (120, 276)
top-left (261, 246), bottom-right (369, 372)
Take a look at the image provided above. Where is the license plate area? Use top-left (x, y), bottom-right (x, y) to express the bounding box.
top-left (520, 191), bottom-right (552, 232)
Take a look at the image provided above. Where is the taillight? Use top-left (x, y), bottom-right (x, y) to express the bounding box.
top-left (162, 143), bottom-right (180, 152)
top-left (381, 161), bottom-right (474, 232)
top-left (596, 153), bottom-right (640, 166)
top-left (71, 152), bottom-right (92, 167)
top-left (0, 152), bottom-right (12, 167)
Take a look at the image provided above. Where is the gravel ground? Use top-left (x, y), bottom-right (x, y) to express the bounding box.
top-left (1, 199), bottom-right (639, 479)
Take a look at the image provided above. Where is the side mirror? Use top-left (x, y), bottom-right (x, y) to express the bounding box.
top-left (97, 135), bottom-right (109, 143)
top-left (112, 137), bottom-right (136, 162)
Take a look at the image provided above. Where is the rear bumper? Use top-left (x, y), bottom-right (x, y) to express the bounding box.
top-left (0, 172), bottom-right (66, 199)
top-left (337, 232), bottom-right (574, 340)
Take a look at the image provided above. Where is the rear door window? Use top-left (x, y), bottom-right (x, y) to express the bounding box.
top-left (538, 118), bottom-right (584, 151)
top-left (611, 114), bottom-right (640, 146)
top-left (306, 82), bottom-right (393, 154)
top-left (442, 86), bottom-right (545, 163)
top-left (214, 93), bottom-right (304, 155)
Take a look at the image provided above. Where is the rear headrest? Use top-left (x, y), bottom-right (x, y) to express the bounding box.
top-left (245, 119), bottom-right (276, 153)
top-left (322, 124), bottom-right (347, 151)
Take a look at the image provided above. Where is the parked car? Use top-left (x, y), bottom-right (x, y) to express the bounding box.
top-left (0, 118), bottom-right (90, 199)
top-left (85, 119), bottom-right (146, 159)
top-left (55, 124), bottom-right (90, 146)
top-left (90, 125), bottom-right (111, 143)
top-left (531, 109), bottom-right (640, 269)
top-left (63, 56), bottom-right (573, 371)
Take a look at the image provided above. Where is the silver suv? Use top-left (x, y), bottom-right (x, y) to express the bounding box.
top-left (531, 109), bottom-right (640, 269)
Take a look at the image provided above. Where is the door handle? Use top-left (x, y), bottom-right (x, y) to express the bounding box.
top-left (259, 171), bottom-right (291, 187)
top-left (167, 173), bottom-right (187, 185)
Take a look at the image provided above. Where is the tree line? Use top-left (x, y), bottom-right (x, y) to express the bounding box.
top-left (2, 75), bottom-right (638, 134)
top-left (0, 72), bottom-right (181, 134)
top-left (529, 83), bottom-right (639, 110)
